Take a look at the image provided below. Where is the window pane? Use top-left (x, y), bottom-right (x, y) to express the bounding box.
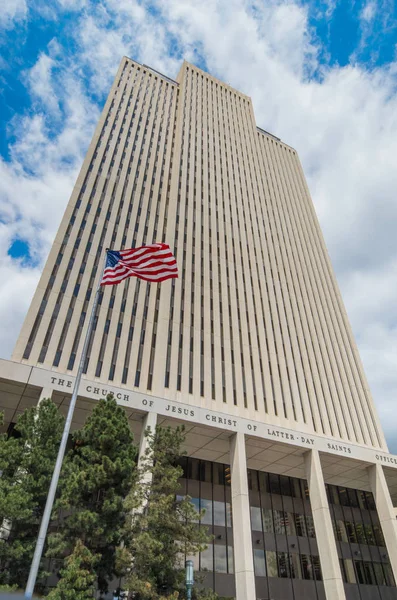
top-left (279, 475), bottom-right (291, 496)
top-left (214, 545), bottom-right (227, 573)
top-left (291, 478), bottom-right (302, 498)
top-left (262, 508), bottom-right (274, 533)
top-left (355, 522), bottom-right (367, 544)
top-left (336, 519), bottom-right (348, 543)
top-left (274, 510), bottom-right (286, 535)
top-left (200, 544), bottom-right (213, 571)
top-left (346, 521), bottom-right (357, 543)
top-left (373, 523), bottom-right (385, 547)
top-left (213, 500), bottom-right (226, 526)
top-left (226, 502), bottom-right (232, 528)
top-left (277, 552), bottom-right (291, 578)
top-left (201, 498), bottom-right (212, 525)
top-left (286, 512), bottom-right (296, 536)
top-left (250, 506), bottom-right (262, 531)
top-left (313, 555), bottom-right (322, 581)
top-left (373, 562), bottom-right (386, 586)
top-left (343, 559), bottom-right (356, 584)
top-left (339, 487), bottom-right (349, 507)
top-left (290, 553), bottom-right (302, 579)
top-left (383, 563), bottom-right (395, 587)
top-left (355, 561), bottom-right (366, 584)
top-left (364, 523), bottom-right (375, 545)
top-left (254, 549), bottom-right (267, 577)
top-left (363, 561), bottom-right (376, 585)
top-left (189, 497), bottom-right (200, 522)
top-left (295, 513), bottom-right (307, 537)
top-left (266, 551), bottom-right (278, 577)
top-left (306, 514), bottom-right (316, 538)
top-left (301, 554), bottom-right (314, 580)
top-left (269, 473), bottom-right (280, 495)
top-left (227, 545), bottom-right (234, 574)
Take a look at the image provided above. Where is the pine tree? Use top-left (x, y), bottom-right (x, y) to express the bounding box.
top-left (48, 395), bottom-right (137, 595)
top-left (0, 399), bottom-right (65, 589)
top-left (124, 426), bottom-right (215, 600)
top-left (46, 539), bottom-right (97, 600)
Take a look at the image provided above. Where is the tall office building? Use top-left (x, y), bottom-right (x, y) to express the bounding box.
top-left (2, 57), bottom-right (397, 600)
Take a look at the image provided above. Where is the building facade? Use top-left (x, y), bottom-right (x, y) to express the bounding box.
top-left (2, 57), bottom-right (397, 599)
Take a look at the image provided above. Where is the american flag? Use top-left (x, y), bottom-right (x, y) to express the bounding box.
top-left (100, 243), bottom-right (178, 286)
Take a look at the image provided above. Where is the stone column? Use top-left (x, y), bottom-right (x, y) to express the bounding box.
top-left (37, 387), bottom-right (53, 406)
top-left (368, 463), bottom-right (397, 582)
top-left (229, 432), bottom-right (256, 600)
top-left (304, 449), bottom-right (346, 600)
top-left (138, 412), bottom-right (158, 485)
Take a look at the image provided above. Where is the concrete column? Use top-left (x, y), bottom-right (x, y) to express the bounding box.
top-left (304, 449), bottom-right (346, 600)
top-left (368, 463), bottom-right (397, 582)
top-left (37, 387), bottom-right (53, 406)
top-left (138, 412), bottom-right (158, 485)
top-left (229, 432), bottom-right (256, 600)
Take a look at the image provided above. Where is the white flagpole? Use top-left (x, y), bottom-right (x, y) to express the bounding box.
top-left (24, 251), bottom-right (108, 599)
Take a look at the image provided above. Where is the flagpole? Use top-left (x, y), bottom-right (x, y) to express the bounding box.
top-left (24, 251), bottom-right (108, 599)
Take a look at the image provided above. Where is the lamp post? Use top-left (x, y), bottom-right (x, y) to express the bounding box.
top-left (185, 559), bottom-right (194, 599)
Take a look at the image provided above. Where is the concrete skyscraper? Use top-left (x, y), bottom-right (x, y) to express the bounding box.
top-left (2, 57), bottom-right (397, 600)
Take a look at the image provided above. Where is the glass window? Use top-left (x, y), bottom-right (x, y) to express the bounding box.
top-left (213, 463), bottom-right (226, 485)
top-left (214, 544), bottom-right (227, 573)
top-left (279, 476), bottom-right (291, 496)
top-left (336, 519), bottom-right (348, 543)
top-left (269, 473), bottom-right (280, 495)
top-left (290, 478), bottom-right (302, 499)
top-left (226, 502), bottom-right (232, 527)
top-left (347, 488), bottom-right (359, 507)
top-left (357, 490), bottom-right (368, 510)
top-left (355, 561), bottom-right (366, 584)
top-left (339, 487), bottom-right (350, 507)
top-left (346, 521), bottom-right (357, 543)
top-left (373, 523), bottom-right (385, 547)
top-left (262, 508), bottom-right (274, 533)
top-left (187, 458), bottom-right (200, 481)
top-left (227, 546), bottom-right (234, 574)
top-left (286, 512), bottom-right (296, 536)
top-left (295, 513), bottom-right (307, 537)
top-left (354, 522), bottom-right (367, 544)
top-left (290, 553), bottom-right (302, 579)
top-left (365, 492), bottom-right (376, 510)
top-left (250, 506), bottom-right (262, 531)
top-left (306, 514), bottom-right (316, 538)
top-left (200, 544), bottom-right (213, 571)
top-left (313, 555), bottom-right (322, 581)
top-left (254, 549), bottom-right (267, 577)
top-left (363, 562), bottom-right (376, 585)
top-left (383, 563), bottom-right (395, 587)
top-left (213, 500), bottom-right (226, 526)
top-left (277, 552), bottom-right (291, 578)
top-left (364, 523), bottom-right (375, 545)
top-left (341, 559), bottom-right (356, 584)
top-left (248, 469), bottom-right (259, 491)
top-left (301, 554), bottom-right (314, 580)
top-left (199, 460), bottom-right (212, 483)
top-left (373, 562), bottom-right (387, 586)
top-left (266, 551), bottom-right (278, 577)
top-left (201, 498), bottom-right (212, 525)
top-left (189, 497), bottom-right (200, 522)
top-left (273, 510), bottom-right (287, 535)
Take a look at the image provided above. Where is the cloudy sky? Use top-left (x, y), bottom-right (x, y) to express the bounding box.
top-left (1, 0), bottom-right (397, 449)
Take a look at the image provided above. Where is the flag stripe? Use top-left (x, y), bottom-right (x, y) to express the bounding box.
top-left (100, 243), bottom-right (178, 286)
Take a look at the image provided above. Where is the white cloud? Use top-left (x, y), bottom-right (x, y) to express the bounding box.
top-left (2, 0), bottom-right (397, 449)
top-left (361, 0), bottom-right (377, 23)
top-left (0, 0), bottom-right (27, 29)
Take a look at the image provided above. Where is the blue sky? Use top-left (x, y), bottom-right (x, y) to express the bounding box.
top-left (1, 0), bottom-right (397, 449)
